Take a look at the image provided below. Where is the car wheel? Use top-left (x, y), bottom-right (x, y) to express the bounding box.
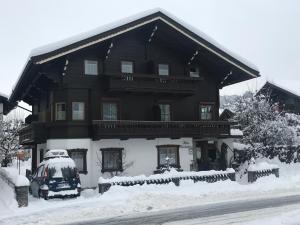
top-left (39, 189), bottom-right (49, 200)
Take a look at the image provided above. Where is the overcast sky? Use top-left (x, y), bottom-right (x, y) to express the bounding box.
top-left (1, 0), bottom-right (300, 104)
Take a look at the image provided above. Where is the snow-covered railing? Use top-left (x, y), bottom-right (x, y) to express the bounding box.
top-left (0, 167), bottom-right (30, 207)
top-left (98, 169), bottom-right (236, 194)
top-left (247, 162), bottom-right (279, 183)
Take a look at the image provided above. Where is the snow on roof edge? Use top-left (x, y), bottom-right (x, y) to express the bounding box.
top-left (0, 92), bottom-right (9, 99)
top-left (264, 80), bottom-right (300, 98)
top-left (29, 8), bottom-right (258, 72)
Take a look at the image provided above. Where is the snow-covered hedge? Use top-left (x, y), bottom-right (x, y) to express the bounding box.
top-left (99, 168), bottom-right (235, 184)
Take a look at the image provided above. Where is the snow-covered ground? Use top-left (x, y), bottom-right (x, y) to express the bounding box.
top-left (2, 158), bottom-right (300, 225)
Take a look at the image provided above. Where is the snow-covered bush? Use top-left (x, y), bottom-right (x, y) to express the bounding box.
top-left (232, 93), bottom-right (300, 164)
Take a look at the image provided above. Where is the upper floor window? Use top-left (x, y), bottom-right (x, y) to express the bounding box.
top-left (159, 104), bottom-right (171, 121)
top-left (72, 102), bottom-right (85, 120)
top-left (55, 102), bottom-right (66, 121)
top-left (189, 67), bottom-right (200, 77)
top-left (158, 64), bottom-right (169, 76)
top-left (84, 60), bottom-right (98, 75)
top-left (102, 102), bottom-right (118, 120)
top-left (121, 61), bottom-right (133, 74)
top-left (199, 104), bottom-right (213, 120)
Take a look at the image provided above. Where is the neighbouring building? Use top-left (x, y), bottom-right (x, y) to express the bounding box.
top-left (10, 9), bottom-right (259, 188)
top-left (0, 92), bottom-right (13, 121)
top-left (257, 81), bottom-right (300, 114)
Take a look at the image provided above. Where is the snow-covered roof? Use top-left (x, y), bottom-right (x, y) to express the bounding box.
top-left (29, 8), bottom-right (258, 73)
top-left (0, 92), bottom-right (8, 99)
top-left (261, 80), bottom-right (300, 98)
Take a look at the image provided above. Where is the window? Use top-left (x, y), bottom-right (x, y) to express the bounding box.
top-left (158, 64), bottom-right (169, 76)
top-left (121, 61), bottom-right (133, 74)
top-left (55, 103), bottom-right (66, 121)
top-left (199, 104), bottom-right (213, 120)
top-left (189, 67), bottom-right (200, 77)
top-left (157, 145), bottom-right (180, 168)
top-left (37, 165), bottom-right (45, 178)
top-left (72, 102), bottom-right (85, 120)
top-left (101, 148), bottom-right (123, 172)
top-left (159, 104), bottom-right (171, 121)
top-left (102, 102), bottom-right (118, 120)
top-left (84, 60), bottom-right (98, 75)
top-left (68, 149), bottom-right (87, 174)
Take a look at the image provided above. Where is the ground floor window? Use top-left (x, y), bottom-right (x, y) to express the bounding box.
top-left (100, 148), bottom-right (123, 173)
top-left (67, 149), bottom-right (87, 174)
top-left (157, 145), bottom-right (180, 168)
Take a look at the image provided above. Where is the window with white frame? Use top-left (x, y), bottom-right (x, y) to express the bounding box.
top-left (159, 104), bottom-right (171, 121)
top-left (84, 60), bottom-right (98, 75)
top-left (102, 102), bottom-right (118, 120)
top-left (199, 104), bottom-right (213, 120)
top-left (72, 102), bottom-right (85, 120)
top-left (158, 64), bottom-right (169, 76)
top-left (121, 61), bottom-right (133, 74)
top-left (55, 103), bottom-right (66, 120)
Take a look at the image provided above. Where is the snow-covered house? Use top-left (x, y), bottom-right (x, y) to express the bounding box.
top-left (10, 9), bottom-right (259, 188)
top-left (0, 92), bottom-right (11, 121)
top-left (257, 81), bottom-right (300, 114)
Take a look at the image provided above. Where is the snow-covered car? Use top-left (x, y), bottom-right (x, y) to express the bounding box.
top-left (29, 149), bottom-right (81, 199)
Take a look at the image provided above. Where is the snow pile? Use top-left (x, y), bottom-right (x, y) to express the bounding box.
top-left (99, 168), bottom-right (235, 184)
top-left (0, 176), bottom-right (18, 215)
top-left (233, 142), bottom-right (250, 151)
top-left (0, 167), bottom-right (29, 186)
top-left (230, 129), bottom-right (243, 136)
top-left (248, 161), bottom-right (279, 172)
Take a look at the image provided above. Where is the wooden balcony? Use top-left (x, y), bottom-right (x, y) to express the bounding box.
top-left (19, 123), bottom-right (47, 145)
top-left (106, 74), bottom-right (200, 95)
top-left (92, 120), bottom-right (232, 140)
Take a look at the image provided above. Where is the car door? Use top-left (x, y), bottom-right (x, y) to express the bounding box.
top-left (30, 165), bottom-right (44, 197)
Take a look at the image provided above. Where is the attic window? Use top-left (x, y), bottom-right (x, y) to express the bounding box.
top-left (121, 61), bottom-right (133, 74)
top-left (158, 64), bottom-right (169, 76)
top-left (189, 67), bottom-right (200, 77)
top-left (84, 60), bottom-right (98, 75)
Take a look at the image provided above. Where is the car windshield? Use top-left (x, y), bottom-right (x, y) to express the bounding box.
top-left (48, 166), bottom-right (76, 179)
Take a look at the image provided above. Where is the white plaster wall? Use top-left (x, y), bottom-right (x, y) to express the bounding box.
top-left (217, 138), bottom-right (234, 166)
top-left (91, 138), bottom-right (193, 187)
top-left (42, 138), bottom-right (193, 188)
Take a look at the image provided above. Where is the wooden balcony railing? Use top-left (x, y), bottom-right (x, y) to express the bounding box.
top-left (92, 120), bottom-right (232, 140)
top-left (106, 74), bottom-right (200, 95)
top-left (19, 123), bottom-right (47, 145)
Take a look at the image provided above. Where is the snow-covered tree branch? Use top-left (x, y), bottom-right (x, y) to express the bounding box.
top-left (0, 119), bottom-right (24, 166)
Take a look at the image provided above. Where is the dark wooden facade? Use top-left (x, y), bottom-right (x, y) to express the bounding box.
top-left (11, 11), bottom-right (259, 145)
top-left (257, 82), bottom-right (300, 114)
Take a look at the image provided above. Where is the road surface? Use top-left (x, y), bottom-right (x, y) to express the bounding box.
top-left (69, 194), bottom-right (300, 225)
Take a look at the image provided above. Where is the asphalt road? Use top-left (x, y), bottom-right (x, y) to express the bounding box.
top-left (68, 194), bottom-right (300, 225)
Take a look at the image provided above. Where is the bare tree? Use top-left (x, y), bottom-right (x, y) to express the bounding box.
top-left (0, 119), bottom-right (23, 166)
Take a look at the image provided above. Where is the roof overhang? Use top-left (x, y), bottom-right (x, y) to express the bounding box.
top-left (10, 9), bottom-right (260, 103)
